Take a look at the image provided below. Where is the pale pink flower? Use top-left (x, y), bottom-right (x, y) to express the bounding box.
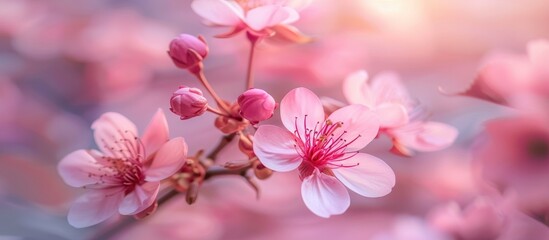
top-left (58, 109), bottom-right (187, 228)
top-left (253, 87), bottom-right (395, 218)
top-left (474, 116), bottom-right (549, 212)
top-left (428, 198), bottom-right (505, 240)
top-left (449, 39), bottom-right (549, 112)
top-left (191, 0), bottom-right (311, 39)
top-left (343, 70), bottom-right (458, 156)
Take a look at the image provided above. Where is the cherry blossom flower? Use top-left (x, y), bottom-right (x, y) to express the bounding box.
top-left (58, 110), bottom-right (187, 228)
top-left (428, 198), bottom-right (505, 240)
top-left (253, 87), bottom-right (395, 218)
top-left (191, 0), bottom-right (311, 39)
top-left (474, 116), bottom-right (549, 212)
top-left (343, 70), bottom-right (458, 156)
top-left (448, 39), bottom-right (549, 112)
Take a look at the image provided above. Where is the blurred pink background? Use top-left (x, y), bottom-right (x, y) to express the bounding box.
top-left (1, 0), bottom-right (549, 239)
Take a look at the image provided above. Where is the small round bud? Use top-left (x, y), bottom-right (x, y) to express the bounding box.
top-left (170, 86), bottom-right (208, 120)
top-left (237, 88), bottom-right (276, 124)
top-left (168, 34), bottom-right (209, 70)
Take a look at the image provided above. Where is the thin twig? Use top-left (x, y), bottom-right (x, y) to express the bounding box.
top-left (206, 133), bottom-right (236, 161)
top-left (245, 38), bottom-right (258, 90)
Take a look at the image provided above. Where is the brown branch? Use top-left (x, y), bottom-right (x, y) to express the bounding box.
top-left (206, 133), bottom-right (236, 161)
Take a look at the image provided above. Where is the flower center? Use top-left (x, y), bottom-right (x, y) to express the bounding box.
top-left (293, 115), bottom-right (360, 175)
top-left (90, 131), bottom-right (147, 192)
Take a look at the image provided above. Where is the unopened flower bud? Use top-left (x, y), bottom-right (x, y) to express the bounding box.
top-left (186, 181), bottom-right (200, 205)
top-left (237, 88), bottom-right (276, 124)
top-left (168, 34), bottom-right (208, 71)
top-left (170, 86), bottom-right (208, 120)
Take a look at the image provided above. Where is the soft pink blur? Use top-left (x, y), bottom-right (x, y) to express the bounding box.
top-left (2, 0), bottom-right (549, 239)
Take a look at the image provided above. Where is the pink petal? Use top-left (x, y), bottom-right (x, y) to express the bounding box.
top-left (91, 112), bottom-right (141, 159)
top-left (332, 153), bottom-right (395, 197)
top-left (58, 150), bottom-right (117, 187)
top-left (370, 71), bottom-right (412, 108)
top-left (141, 109), bottom-right (169, 155)
top-left (67, 188), bottom-right (125, 228)
top-left (448, 57), bottom-right (532, 106)
top-left (394, 122), bottom-right (458, 152)
top-left (327, 104), bottom-right (380, 151)
top-left (280, 87), bottom-right (325, 136)
top-left (390, 140), bottom-right (415, 157)
top-left (245, 6), bottom-right (299, 31)
top-left (119, 182), bottom-right (160, 215)
top-left (253, 125), bottom-right (302, 172)
top-left (301, 169), bottom-right (350, 218)
top-left (374, 103), bottom-right (409, 128)
top-left (145, 137), bottom-right (187, 182)
top-left (191, 0), bottom-right (244, 26)
top-left (269, 25), bottom-right (312, 44)
top-left (343, 70), bottom-right (373, 106)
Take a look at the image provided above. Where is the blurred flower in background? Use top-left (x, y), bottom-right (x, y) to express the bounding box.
top-left (1, 0), bottom-right (549, 239)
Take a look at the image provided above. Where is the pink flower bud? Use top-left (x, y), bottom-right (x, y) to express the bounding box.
top-left (170, 86), bottom-right (208, 120)
top-left (168, 34), bottom-right (209, 70)
top-left (237, 88), bottom-right (276, 124)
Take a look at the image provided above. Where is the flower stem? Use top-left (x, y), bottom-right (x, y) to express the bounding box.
top-left (206, 133), bottom-right (236, 161)
top-left (205, 165), bottom-right (250, 179)
top-left (206, 105), bottom-right (231, 117)
top-left (245, 35), bottom-right (259, 90)
top-left (193, 70), bottom-right (231, 113)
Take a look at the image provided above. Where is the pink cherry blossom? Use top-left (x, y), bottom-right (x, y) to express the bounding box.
top-left (449, 39), bottom-right (549, 112)
top-left (58, 109), bottom-right (187, 228)
top-left (343, 70), bottom-right (458, 156)
top-left (191, 0), bottom-right (310, 38)
top-left (474, 116), bottom-right (549, 213)
top-left (428, 198), bottom-right (505, 240)
top-left (253, 87), bottom-right (395, 218)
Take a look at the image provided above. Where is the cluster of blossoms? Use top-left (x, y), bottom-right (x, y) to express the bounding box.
top-left (57, 0), bottom-right (457, 228)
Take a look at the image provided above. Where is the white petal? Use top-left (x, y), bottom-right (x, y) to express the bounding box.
top-left (58, 150), bottom-right (116, 187)
top-left (246, 6), bottom-right (299, 31)
top-left (119, 182), bottom-right (160, 215)
top-left (370, 72), bottom-right (412, 108)
top-left (327, 104), bottom-right (380, 151)
top-left (343, 70), bottom-right (373, 107)
top-left (332, 153), bottom-right (395, 198)
top-left (301, 169), bottom-right (350, 218)
top-left (253, 125), bottom-right (302, 172)
top-left (145, 137), bottom-right (187, 182)
top-left (191, 0), bottom-right (244, 26)
top-left (91, 112), bottom-right (141, 159)
top-left (141, 109), bottom-right (169, 155)
top-left (67, 188), bottom-right (125, 228)
top-left (280, 87), bottom-right (326, 137)
top-left (374, 103), bottom-right (409, 128)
